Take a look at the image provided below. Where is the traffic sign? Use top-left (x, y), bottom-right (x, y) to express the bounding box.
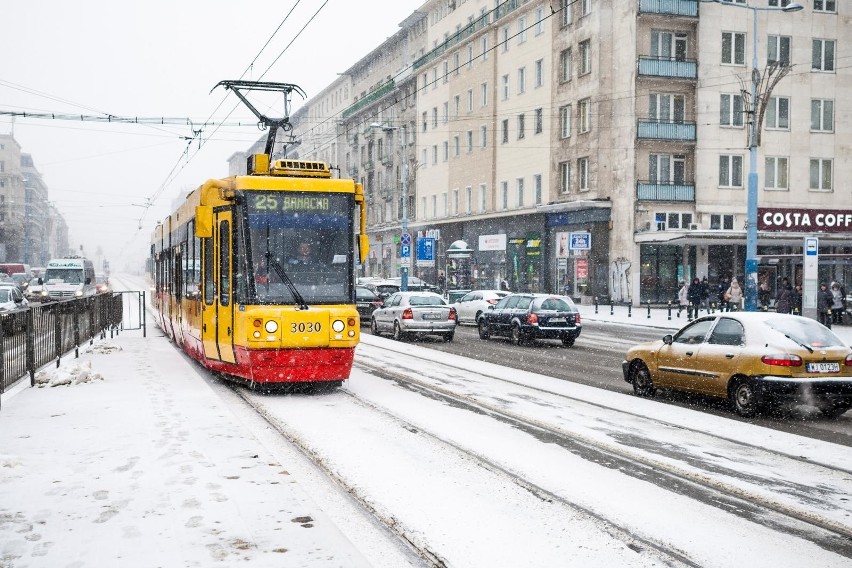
top-left (400, 232), bottom-right (412, 246)
top-left (400, 244), bottom-right (411, 258)
top-left (416, 237), bottom-right (435, 267)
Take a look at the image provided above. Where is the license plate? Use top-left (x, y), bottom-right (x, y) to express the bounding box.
top-left (806, 362), bottom-right (840, 373)
top-left (549, 318), bottom-right (566, 323)
top-left (421, 313), bottom-right (442, 320)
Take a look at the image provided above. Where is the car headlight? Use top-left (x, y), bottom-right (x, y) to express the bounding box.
top-left (264, 320), bottom-right (278, 333)
top-left (75, 290), bottom-right (83, 297)
top-left (332, 319), bottom-right (345, 333)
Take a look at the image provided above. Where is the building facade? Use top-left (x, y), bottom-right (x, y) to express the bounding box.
top-left (263, 0), bottom-right (851, 304)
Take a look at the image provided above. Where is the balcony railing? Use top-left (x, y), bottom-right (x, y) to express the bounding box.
top-left (639, 0), bottom-right (699, 17)
top-left (638, 56), bottom-right (697, 79)
top-left (637, 120), bottom-right (696, 141)
top-left (637, 181), bottom-right (695, 202)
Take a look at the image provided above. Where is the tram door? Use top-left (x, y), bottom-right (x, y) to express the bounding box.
top-left (201, 210), bottom-right (236, 364)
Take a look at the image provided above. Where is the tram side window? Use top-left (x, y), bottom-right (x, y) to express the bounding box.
top-left (174, 250), bottom-right (183, 301)
top-left (203, 237), bottom-right (214, 306)
top-left (233, 216), bottom-right (247, 303)
top-left (219, 221), bottom-right (230, 307)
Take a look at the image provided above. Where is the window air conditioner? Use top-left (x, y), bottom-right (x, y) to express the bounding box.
top-left (689, 223), bottom-right (699, 230)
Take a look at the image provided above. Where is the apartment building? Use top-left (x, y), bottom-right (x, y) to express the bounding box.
top-left (273, 0), bottom-right (850, 304)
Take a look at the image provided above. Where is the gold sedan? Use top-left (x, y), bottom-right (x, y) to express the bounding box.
top-left (622, 312), bottom-right (852, 418)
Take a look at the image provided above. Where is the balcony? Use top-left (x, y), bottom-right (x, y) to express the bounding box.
top-left (638, 56), bottom-right (697, 79)
top-left (638, 0), bottom-right (699, 17)
top-left (637, 181), bottom-right (695, 202)
top-left (637, 120), bottom-right (696, 141)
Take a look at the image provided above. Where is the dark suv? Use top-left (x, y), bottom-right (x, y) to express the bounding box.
top-left (478, 293), bottom-right (582, 346)
top-left (355, 285), bottom-right (384, 321)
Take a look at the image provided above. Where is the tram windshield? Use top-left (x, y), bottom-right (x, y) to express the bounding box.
top-left (243, 191), bottom-right (353, 304)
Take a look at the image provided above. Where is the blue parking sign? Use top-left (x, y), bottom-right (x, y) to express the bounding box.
top-left (400, 244), bottom-right (411, 258)
top-left (417, 237), bottom-right (435, 267)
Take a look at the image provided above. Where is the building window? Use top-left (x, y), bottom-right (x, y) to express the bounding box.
top-left (722, 32), bottom-right (746, 65)
top-left (812, 39), bottom-right (835, 71)
top-left (649, 154), bottom-right (686, 184)
top-left (710, 214), bottom-right (735, 231)
top-left (809, 159), bottom-right (832, 191)
top-left (720, 93), bottom-right (744, 127)
top-left (534, 108), bottom-right (543, 134)
top-left (516, 177), bottom-right (525, 207)
top-left (453, 95), bottom-right (460, 119)
top-left (581, 0), bottom-right (591, 16)
top-left (431, 195), bottom-right (437, 218)
top-left (578, 98), bottom-right (591, 133)
top-left (452, 189), bottom-right (459, 215)
top-left (501, 119), bottom-right (509, 143)
top-left (481, 36), bottom-right (489, 59)
top-left (561, 0), bottom-right (572, 27)
top-left (534, 59), bottom-right (544, 88)
top-left (578, 157), bottom-right (590, 191)
top-left (432, 145), bottom-right (438, 164)
top-left (811, 99), bottom-right (834, 131)
top-left (432, 67), bottom-right (438, 89)
top-left (481, 82), bottom-right (489, 106)
top-left (443, 141), bottom-right (449, 162)
top-left (442, 192), bottom-right (448, 217)
top-left (480, 125), bottom-right (488, 148)
top-left (467, 89), bottom-right (473, 112)
top-left (501, 181), bottom-right (508, 209)
top-left (466, 130), bottom-right (473, 153)
top-left (534, 174), bottom-right (542, 205)
top-left (518, 17), bottom-right (527, 44)
top-left (467, 45), bottom-right (473, 69)
top-left (479, 183), bottom-right (487, 212)
top-left (765, 97), bottom-right (789, 129)
top-left (501, 74), bottom-right (510, 100)
top-left (465, 186), bottom-right (472, 214)
top-left (719, 155), bottom-right (744, 187)
top-left (650, 93), bottom-right (685, 123)
top-left (764, 156), bottom-right (788, 190)
top-left (501, 26), bottom-right (510, 52)
top-left (517, 114), bottom-right (525, 140)
top-left (651, 31), bottom-right (688, 61)
top-left (422, 111), bottom-right (428, 132)
top-left (432, 107), bottom-right (438, 128)
top-left (560, 48), bottom-right (572, 82)
top-left (517, 67), bottom-right (526, 94)
top-left (768, 35), bottom-right (791, 65)
top-left (560, 161), bottom-right (571, 193)
top-left (535, 7), bottom-right (545, 35)
top-left (443, 60), bottom-right (449, 83)
top-left (453, 135), bottom-right (460, 157)
top-left (453, 52), bottom-right (460, 75)
top-left (769, 0), bottom-right (792, 6)
top-left (579, 40), bottom-right (591, 75)
top-left (560, 105), bottom-right (572, 138)
top-left (442, 101), bottom-right (449, 123)
top-left (814, 0), bottom-right (836, 12)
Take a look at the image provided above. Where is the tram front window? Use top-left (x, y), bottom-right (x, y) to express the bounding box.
top-left (244, 192), bottom-right (353, 305)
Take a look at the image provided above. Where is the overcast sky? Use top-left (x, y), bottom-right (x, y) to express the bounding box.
top-left (1, 0), bottom-right (424, 271)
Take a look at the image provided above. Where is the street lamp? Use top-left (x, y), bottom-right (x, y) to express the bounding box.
top-left (370, 122), bottom-right (409, 291)
top-left (708, 0), bottom-right (802, 311)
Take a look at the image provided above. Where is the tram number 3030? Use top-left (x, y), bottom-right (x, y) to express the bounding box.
top-left (291, 322), bottom-right (322, 333)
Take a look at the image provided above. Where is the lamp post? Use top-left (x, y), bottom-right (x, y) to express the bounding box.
top-left (371, 122), bottom-right (409, 291)
top-left (709, 0), bottom-right (802, 311)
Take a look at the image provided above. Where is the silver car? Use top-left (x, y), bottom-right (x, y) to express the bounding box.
top-left (370, 291), bottom-right (457, 342)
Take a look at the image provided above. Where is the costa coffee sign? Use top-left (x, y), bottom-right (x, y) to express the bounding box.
top-left (758, 208), bottom-right (852, 233)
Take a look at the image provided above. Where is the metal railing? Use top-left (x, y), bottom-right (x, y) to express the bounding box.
top-left (0, 291), bottom-right (145, 397)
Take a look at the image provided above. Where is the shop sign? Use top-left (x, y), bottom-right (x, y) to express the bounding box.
top-left (478, 234), bottom-right (507, 251)
top-left (576, 258), bottom-right (589, 279)
top-left (758, 208), bottom-right (852, 233)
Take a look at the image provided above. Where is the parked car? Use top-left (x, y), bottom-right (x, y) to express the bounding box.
top-left (622, 312), bottom-right (852, 418)
top-left (355, 285), bottom-right (384, 321)
top-left (386, 276), bottom-right (439, 293)
top-left (11, 273), bottom-right (30, 292)
top-left (24, 277), bottom-right (47, 302)
top-left (450, 289), bottom-right (511, 325)
top-left (477, 293), bottom-right (582, 346)
top-left (0, 283), bottom-right (29, 334)
top-left (362, 279), bottom-right (401, 300)
top-left (370, 291), bottom-right (457, 342)
top-left (95, 273), bottom-right (110, 294)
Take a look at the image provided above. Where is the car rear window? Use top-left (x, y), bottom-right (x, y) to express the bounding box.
top-left (409, 295), bottom-right (445, 306)
top-left (763, 316), bottom-right (845, 348)
top-left (535, 297), bottom-right (574, 311)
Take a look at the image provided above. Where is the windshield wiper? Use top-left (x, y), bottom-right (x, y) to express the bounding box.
top-left (267, 253), bottom-right (309, 311)
top-left (784, 333), bottom-right (813, 353)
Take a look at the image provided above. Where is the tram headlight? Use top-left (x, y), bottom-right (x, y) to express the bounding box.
top-left (264, 320), bottom-right (278, 333)
top-left (331, 319), bottom-right (345, 333)
top-left (253, 331), bottom-right (261, 339)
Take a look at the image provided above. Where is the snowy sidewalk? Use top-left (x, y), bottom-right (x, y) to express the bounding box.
top-left (0, 331), bottom-right (370, 568)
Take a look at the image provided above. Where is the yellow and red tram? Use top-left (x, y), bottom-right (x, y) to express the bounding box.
top-left (151, 156), bottom-right (368, 387)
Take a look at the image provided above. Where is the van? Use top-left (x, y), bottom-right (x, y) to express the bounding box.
top-left (43, 258), bottom-right (97, 299)
top-left (0, 263), bottom-right (31, 278)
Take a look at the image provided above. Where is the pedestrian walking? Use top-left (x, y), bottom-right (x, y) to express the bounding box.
top-left (700, 276), bottom-right (710, 313)
top-left (677, 281), bottom-right (689, 318)
top-left (725, 278), bottom-right (743, 311)
top-left (817, 282), bottom-right (833, 327)
top-left (831, 281), bottom-right (845, 324)
top-left (717, 276), bottom-right (731, 312)
top-left (775, 278), bottom-right (792, 314)
top-left (687, 277), bottom-right (702, 319)
top-left (791, 284), bottom-right (803, 315)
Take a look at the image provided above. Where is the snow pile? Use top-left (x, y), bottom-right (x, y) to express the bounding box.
top-left (34, 360), bottom-right (103, 388)
top-left (0, 455), bottom-right (22, 469)
top-left (85, 341), bottom-right (123, 354)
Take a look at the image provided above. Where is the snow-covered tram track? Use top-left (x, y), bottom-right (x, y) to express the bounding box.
top-left (354, 338), bottom-right (852, 556)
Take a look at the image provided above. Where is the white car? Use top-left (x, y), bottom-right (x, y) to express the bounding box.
top-left (450, 289), bottom-right (510, 325)
top-left (370, 291), bottom-right (457, 342)
top-left (0, 283), bottom-right (29, 334)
